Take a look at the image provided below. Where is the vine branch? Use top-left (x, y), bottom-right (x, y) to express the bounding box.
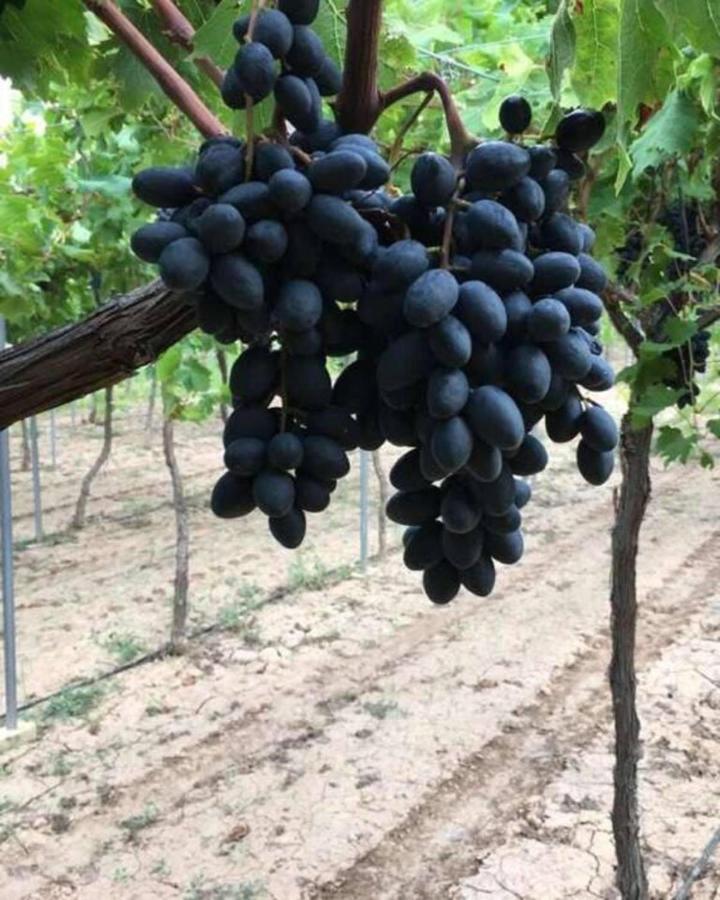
top-left (151, 0), bottom-right (224, 88)
top-left (381, 72), bottom-right (474, 165)
top-left (604, 284), bottom-right (645, 356)
top-left (83, 0), bottom-right (225, 138)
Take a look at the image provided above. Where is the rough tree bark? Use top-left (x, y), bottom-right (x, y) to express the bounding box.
top-left (163, 415), bottom-right (189, 652)
top-left (215, 349), bottom-right (229, 424)
top-left (145, 365), bottom-right (158, 441)
top-left (610, 412), bottom-right (653, 900)
top-left (20, 418), bottom-right (31, 471)
top-left (71, 386), bottom-right (114, 530)
top-left (0, 281), bottom-right (195, 430)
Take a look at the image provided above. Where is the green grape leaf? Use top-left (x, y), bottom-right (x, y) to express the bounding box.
top-left (571, 0), bottom-right (619, 109)
top-left (617, 0), bottom-right (673, 138)
top-left (630, 90), bottom-right (701, 175)
top-left (653, 0), bottom-right (720, 57)
top-left (655, 425), bottom-right (698, 463)
top-left (548, 0), bottom-right (576, 100)
top-left (707, 419), bottom-right (720, 440)
top-left (194, 0), bottom-right (246, 69)
top-left (314, 0), bottom-right (349, 68)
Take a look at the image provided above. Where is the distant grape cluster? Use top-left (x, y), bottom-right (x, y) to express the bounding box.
top-left (129, 3), bottom-right (618, 604)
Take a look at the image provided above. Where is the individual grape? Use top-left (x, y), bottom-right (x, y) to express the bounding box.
top-left (404, 270), bottom-right (460, 328)
top-left (390, 449), bottom-right (431, 492)
top-left (210, 253), bottom-right (264, 310)
top-left (267, 169), bottom-right (313, 215)
top-left (305, 407), bottom-right (360, 450)
top-left (545, 392), bottom-right (584, 443)
top-left (469, 249), bottom-right (534, 292)
top-left (576, 253), bottom-right (608, 293)
top-left (471, 463), bottom-right (516, 516)
top-left (266, 432), bottom-right (303, 470)
top-left (295, 474), bottom-right (332, 512)
top-left (273, 280), bottom-right (323, 332)
top-left (581, 356), bottom-right (615, 391)
top-left (253, 470), bottom-right (296, 517)
top-left (211, 472), bottom-right (255, 519)
top-left (195, 142), bottom-right (246, 196)
top-left (555, 287), bottom-right (603, 327)
top-left (244, 219), bottom-right (288, 263)
top-left (499, 95), bottom-right (532, 134)
top-left (544, 330), bottom-right (593, 380)
top-left (514, 478), bottom-right (532, 509)
top-left (427, 368), bottom-right (470, 419)
top-left (527, 297), bottom-right (571, 341)
top-left (315, 56), bottom-right (343, 96)
top-left (485, 529), bottom-right (524, 565)
top-left (460, 555), bottom-right (496, 596)
top-left (224, 437), bottom-right (267, 477)
top-left (466, 200), bottom-right (523, 251)
top-left (579, 405), bottom-right (618, 452)
top-left (541, 169), bottom-right (570, 217)
top-left (274, 75), bottom-right (317, 131)
top-left (501, 177), bottom-right (546, 223)
top-left (220, 181), bottom-right (274, 221)
top-left (386, 488), bottom-right (443, 526)
top-left (465, 341), bottom-right (504, 387)
top-left (528, 146), bottom-right (557, 181)
top-left (465, 141), bottom-right (531, 192)
top-left (194, 204), bottom-right (246, 255)
top-left (132, 166), bottom-right (197, 208)
top-left (223, 408), bottom-right (279, 446)
top-left (221, 67), bottom-right (247, 110)
top-left (537, 212), bottom-right (582, 255)
top-left (158, 238), bottom-right (210, 291)
top-left (301, 435), bottom-right (350, 480)
top-left (269, 507), bottom-right (307, 549)
top-left (577, 440), bottom-right (614, 485)
top-left (466, 439), bottom-right (503, 483)
top-left (503, 291), bottom-right (533, 339)
top-left (377, 331), bottom-right (434, 391)
top-left (403, 522), bottom-right (445, 571)
top-left (531, 252), bottom-right (581, 295)
top-left (279, 0), bottom-right (319, 24)
top-left (332, 359), bottom-right (376, 414)
top-left (306, 195), bottom-right (367, 244)
top-left (379, 404), bottom-right (417, 447)
top-left (423, 561), bottom-right (461, 604)
top-left (453, 281), bottom-right (507, 342)
top-left (233, 10), bottom-right (294, 58)
top-left (234, 42), bottom-right (277, 101)
top-left (286, 25), bottom-right (325, 76)
top-left (430, 416), bottom-right (473, 473)
top-left (285, 355), bottom-right (332, 410)
top-left (464, 386), bottom-right (525, 451)
top-left (442, 527), bottom-right (483, 570)
top-left (130, 222), bottom-right (188, 263)
top-left (506, 434), bottom-right (548, 476)
top-left (372, 239), bottom-right (429, 290)
top-left (411, 153), bottom-right (457, 208)
top-left (504, 345), bottom-right (552, 404)
top-left (555, 109), bottom-right (606, 153)
top-left (428, 316), bottom-right (473, 367)
top-left (483, 506), bottom-right (521, 535)
top-left (253, 142), bottom-right (294, 181)
top-left (441, 481), bottom-right (482, 533)
top-left (229, 345), bottom-right (279, 404)
top-left (554, 148), bottom-right (586, 181)
top-left (308, 150), bottom-right (368, 193)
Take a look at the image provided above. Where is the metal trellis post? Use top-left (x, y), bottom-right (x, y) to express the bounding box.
top-left (0, 317), bottom-right (18, 729)
top-left (29, 417), bottom-right (43, 541)
top-left (359, 449), bottom-right (369, 570)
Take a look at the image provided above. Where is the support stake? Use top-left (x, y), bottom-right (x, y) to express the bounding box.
top-left (0, 318), bottom-right (18, 730)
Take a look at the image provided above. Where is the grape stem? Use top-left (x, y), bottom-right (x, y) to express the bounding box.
top-left (243, 0), bottom-right (267, 178)
top-left (83, 0), bottom-right (226, 138)
top-left (381, 73), bottom-right (475, 166)
top-left (387, 92), bottom-right (434, 166)
top-left (150, 0), bottom-right (224, 88)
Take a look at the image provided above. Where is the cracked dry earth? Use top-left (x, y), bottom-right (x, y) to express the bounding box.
top-left (0, 405), bottom-right (719, 899)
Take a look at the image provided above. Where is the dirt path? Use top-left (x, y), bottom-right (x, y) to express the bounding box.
top-left (0, 409), bottom-right (718, 899)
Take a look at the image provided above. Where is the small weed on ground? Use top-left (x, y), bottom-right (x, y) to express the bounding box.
top-left (288, 557), bottom-right (352, 592)
top-left (119, 802), bottom-right (159, 840)
top-left (41, 684), bottom-right (105, 722)
top-left (102, 631), bottom-right (146, 664)
top-left (185, 878), bottom-right (265, 900)
top-left (363, 699), bottom-right (401, 720)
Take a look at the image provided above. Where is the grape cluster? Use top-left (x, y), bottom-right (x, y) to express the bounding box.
top-left (130, 4), bottom-right (396, 548)
top-left (129, 5), bottom-right (619, 605)
top-left (342, 98), bottom-right (618, 603)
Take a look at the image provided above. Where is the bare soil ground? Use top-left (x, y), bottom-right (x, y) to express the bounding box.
top-left (0, 396), bottom-right (718, 900)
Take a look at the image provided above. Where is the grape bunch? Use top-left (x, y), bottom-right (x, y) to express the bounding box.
top-left (129, 0), bottom-right (619, 606)
top-left (341, 98), bottom-right (618, 603)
